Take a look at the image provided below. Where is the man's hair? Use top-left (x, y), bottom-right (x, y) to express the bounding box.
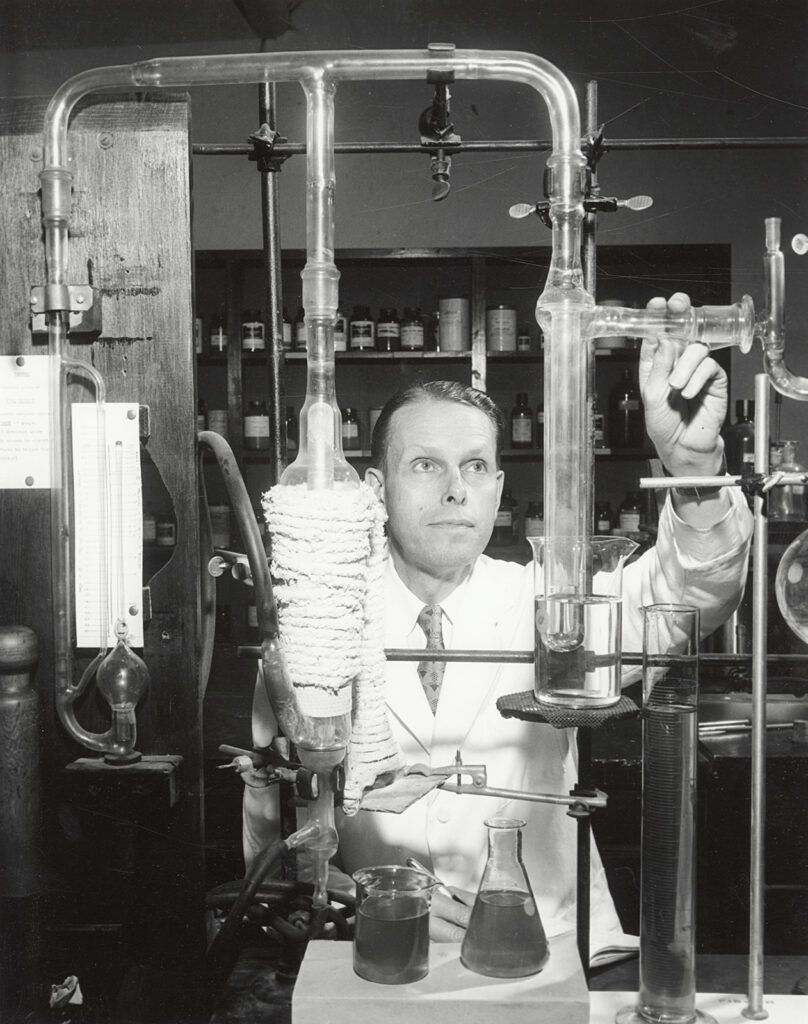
top-left (369, 380), bottom-right (506, 471)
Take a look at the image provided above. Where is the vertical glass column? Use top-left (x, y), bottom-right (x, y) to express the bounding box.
top-left (617, 604), bottom-right (716, 1024)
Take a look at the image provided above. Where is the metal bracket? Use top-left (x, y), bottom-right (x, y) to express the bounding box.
top-left (30, 284), bottom-right (101, 337)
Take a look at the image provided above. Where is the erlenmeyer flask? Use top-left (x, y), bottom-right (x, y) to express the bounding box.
top-left (460, 817), bottom-right (549, 978)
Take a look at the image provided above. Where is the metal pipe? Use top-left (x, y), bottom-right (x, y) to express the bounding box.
top-left (743, 374), bottom-right (770, 1020)
top-left (191, 135), bottom-right (808, 157)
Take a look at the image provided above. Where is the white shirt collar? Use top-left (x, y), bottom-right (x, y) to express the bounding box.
top-left (383, 550), bottom-right (479, 642)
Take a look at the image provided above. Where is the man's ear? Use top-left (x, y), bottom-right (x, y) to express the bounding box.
top-left (364, 466), bottom-right (386, 505)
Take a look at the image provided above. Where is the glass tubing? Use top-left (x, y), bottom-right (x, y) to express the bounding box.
top-left (41, 47), bottom-right (775, 659)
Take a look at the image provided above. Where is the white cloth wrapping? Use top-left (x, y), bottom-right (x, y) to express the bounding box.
top-left (262, 482), bottom-right (403, 812)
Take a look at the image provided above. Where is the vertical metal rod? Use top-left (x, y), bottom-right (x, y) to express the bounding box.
top-left (259, 81), bottom-right (286, 487)
top-left (576, 726), bottom-right (592, 983)
top-left (574, 83), bottom-right (598, 983)
top-left (582, 80), bottom-right (598, 297)
top-left (744, 373), bottom-right (769, 1020)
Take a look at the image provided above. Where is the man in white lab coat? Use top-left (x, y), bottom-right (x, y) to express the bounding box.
top-left (245, 293), bottom-right (753, 951)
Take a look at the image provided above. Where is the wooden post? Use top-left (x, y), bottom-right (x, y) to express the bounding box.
top-left (0, 93), bottom-right (206, 1021)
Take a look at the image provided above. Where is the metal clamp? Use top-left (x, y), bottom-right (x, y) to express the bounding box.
top-left (248, 123), bottom-right (289, 173)
top-left (30, 284), bottom-right (101, 336)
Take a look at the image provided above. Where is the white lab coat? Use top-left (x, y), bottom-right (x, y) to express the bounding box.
top-left (245, 490), bottom-right (752, 947)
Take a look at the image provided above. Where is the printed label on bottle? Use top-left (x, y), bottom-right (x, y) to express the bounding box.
top-left (351, 322), bottom-right (374, 349)
top-left (334, 317), bottom-right (347, 352)
top-left (244, 415), bottom-right (270, 438)
top-left (282, 323), bottom-right (293, 350)
top-left (377, 323), bottom-right (400, 339)
top-left (208, 410), bottom-right (228, 436)
top-left (619, 511), bottom-right (641, 531)
top-left (618, 399), bottom-right (640, 411)
top-left (597, 516), bottom-right (610, 532)
top-left (342, 423), bottom-right (359, 440)
top-left (742, 452), bottom-right (755, 464)
top-left (210, 328), bottom-right (228, 352)
top-left (242, 324), bottom-right (265, 351)
top-left (401, 324), bottom-right (424, 349)
top-left (512, 420), bottom-right (532, 443)
top-left (495, 510), bottom-right (513, 528)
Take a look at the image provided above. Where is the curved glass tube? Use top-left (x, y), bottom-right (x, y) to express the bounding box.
top-left (759, 217), bottom-right (808, 401)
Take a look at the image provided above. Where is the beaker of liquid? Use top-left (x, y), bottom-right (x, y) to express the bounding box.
top-left (529, 535), bottom-right (638, 708)
top-left (352, 865), bottom-right (438, 984)
top-left (617, 604), bottom-right (716, 1024)
top-left (460, 817), bottom-right (548, 978)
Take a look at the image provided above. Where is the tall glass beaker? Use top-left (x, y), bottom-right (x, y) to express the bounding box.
top-left (529, 535), bottom-right (638, 708)
top-left (460, 817), bottom-right (549, 978)
top-left (617, 605), bottom-right (716, 1024)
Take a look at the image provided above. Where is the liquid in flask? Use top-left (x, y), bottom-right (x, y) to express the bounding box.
top-left (461, 817), bottom-right (548, 978)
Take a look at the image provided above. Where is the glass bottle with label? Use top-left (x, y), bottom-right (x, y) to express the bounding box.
top-left (209, 310), bottom-right (228, 352)
top-left (592, 394), bottom-right (606, 449)
top-left (294, 307), bottom-right (307, 351)
top-left (493, 488), bottom-right (517, 546)
top-left (609, 367), bottom-right (644, 449)
top-left (618, 491), bottom-right (642, 533)
top-left (285, 406), bottom-right (298, 455)
top-left (723, 399), bottom-right (755, 475)
top-left (510, 393), bottom-right (534, 450)
top-left (517, 325), bottom-right (532, 353)
top-left (768, 440), bottom-right (808, 521)
top-left (524, 500), bottom-right (544, 539)
top-left (595, 501), bottom-right (613, 535)
top-left (376, 308), bottom-right (400, 352)
top-left (536, 397), bottom-right (545, 450)
top-left (241, 309), bottom-right (265, 353)
top-left (401, 308), bottom-right (425, 351)
top-left (281, 307), bottom-right (293, 352)
top-left (341, 407), bottom-right (361, 451)
top-left (244, 399), bottom-right (270, 451)
top-left (350, 305), bottom-right (375, 351)
top-left (333, 307), bottom-right (348, 353)
top-left (195, 315), bottom-right (203, 354)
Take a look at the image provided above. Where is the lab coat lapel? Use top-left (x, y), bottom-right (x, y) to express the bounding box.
top-left (430, 561), bottom-right (516, 764)
top-left (385, 658), bottom-right (436, 761)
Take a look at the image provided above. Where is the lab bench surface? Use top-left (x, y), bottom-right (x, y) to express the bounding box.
top-left (209, 947), bottom-right (807, 1024)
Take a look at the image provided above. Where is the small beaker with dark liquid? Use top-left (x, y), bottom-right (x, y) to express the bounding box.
top-left (352, 865), bottom-right (438, 985)
top-left (461, 817), bottom-right (548, 978)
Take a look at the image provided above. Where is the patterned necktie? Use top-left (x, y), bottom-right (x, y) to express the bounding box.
top-left (417, 604), bottom-right (445, 714)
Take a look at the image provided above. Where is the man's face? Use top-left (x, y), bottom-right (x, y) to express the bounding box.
top-left (367, 398), bottom-right (504, 580)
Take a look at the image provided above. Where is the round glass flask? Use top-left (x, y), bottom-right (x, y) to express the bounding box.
top-left (460, 817), bottom-right (548, 978)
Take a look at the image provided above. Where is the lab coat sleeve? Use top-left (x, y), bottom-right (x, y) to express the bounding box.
top-left (621, 488), bottom-right (752, 669)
